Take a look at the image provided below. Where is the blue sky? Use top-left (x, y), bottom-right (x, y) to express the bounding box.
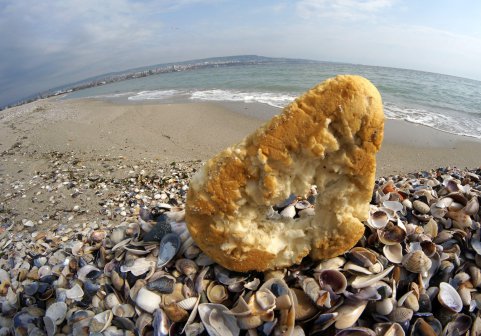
top-left (1, 0), bottom-right (481, 107)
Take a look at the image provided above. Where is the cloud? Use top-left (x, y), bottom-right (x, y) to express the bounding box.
top-left (0, 0), bottom-right (217, 106)
top-left (296, 0), bottom-right (396, 20)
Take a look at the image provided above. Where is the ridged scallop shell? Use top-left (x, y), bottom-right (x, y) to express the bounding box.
top-left (388, 307), bottom-right (413, 323)
top-left (177, 297), bottom-right (199, 310)
top-left (401, 250), bottom-right (432, 276)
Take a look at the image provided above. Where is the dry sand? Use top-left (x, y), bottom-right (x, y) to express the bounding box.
top-left (0, 99), bottom-right (481, 176)
top-left (1, 97), bottom-right (480, 177)
top-left (0, 97), bottom-right (480, 228)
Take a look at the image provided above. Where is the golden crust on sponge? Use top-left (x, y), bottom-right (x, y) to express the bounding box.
top-left (185, 75), bottom-right (384, 272)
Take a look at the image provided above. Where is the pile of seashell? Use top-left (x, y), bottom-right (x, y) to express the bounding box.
top-left (1, 165), bottom-right (481, 336)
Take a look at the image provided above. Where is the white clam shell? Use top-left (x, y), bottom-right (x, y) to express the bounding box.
top-left (368, 210), bottom-right (389, 229)
top-left (280, 205), bottom-right (296, 218)
top-left (382, 200), bottom-right (404, 213)
top-left (351, 266), bottom-right (394, 289)
top-left (43, 316), bottom-right (56, 336)
top-left (135, 287), bottom-right (162, 313)
top-left (335, 301), bottom-right (367, 329)
top-left (438, 282), bottom-right (463, 312)
top-left (413, 200), bottom-right (430, 214)
top-left (45, 302), bottom-right (67, 325)
top-left (376, 298), bottom-right (394, 316)
top-left (383, 243), bottom-right (403, 264)
top-left (105, 293), bottom-right (121, 309)
top-left (0, 269), bottom-right (10, 284)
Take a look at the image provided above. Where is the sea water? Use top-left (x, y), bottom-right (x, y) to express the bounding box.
top-left (66, 62), bottom-right (481, 139)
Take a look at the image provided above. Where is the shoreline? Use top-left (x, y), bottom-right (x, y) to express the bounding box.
top-left (1, 97), bottom-right (480, 336)
top-left (1, 97), bottom-right (480, 178)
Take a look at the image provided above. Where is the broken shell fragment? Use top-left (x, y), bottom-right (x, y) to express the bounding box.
top-left (89, 310), bottom-right (113, 333)
top-left (198, 303), bottom-right (240, 336)
top-left (112, 304), bottom-right (135, 318)
top-left (255, 288), bottom-right (277, 311)
top-left (351, 266), bottom-right (394, 289)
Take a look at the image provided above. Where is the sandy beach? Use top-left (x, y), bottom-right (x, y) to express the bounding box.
top-left (1, 97), bottom-right (479, 175)
top-left (1, 97), bottom-right (481, 334)
top-left (1, 96), bottom-right (479, 228)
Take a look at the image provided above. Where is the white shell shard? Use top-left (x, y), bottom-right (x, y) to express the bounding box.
top-left (112, 304), bottom-right (135, 318)
top-left (351, 266), bottom-right (394, 289)
top-left (255, 288), bottom-right (276, 311)
top-left (120, 258), bottom-right (155, 277)
top-left (65, 284), bottom-right (84, 300)
top-left (77, 265), bottom-right (101, 282)
top-left (382, 201), bottom-right (404, 213)
top-left (315, 257), bottom-right (346, 271)
top-left (89, 310), bottom-right (113, 333)
top-left (198, 303), bottom-right (240, 336)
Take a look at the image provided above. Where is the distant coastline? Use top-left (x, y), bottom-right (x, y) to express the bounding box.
top-left (0, 55), bottom-right (319, 111)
